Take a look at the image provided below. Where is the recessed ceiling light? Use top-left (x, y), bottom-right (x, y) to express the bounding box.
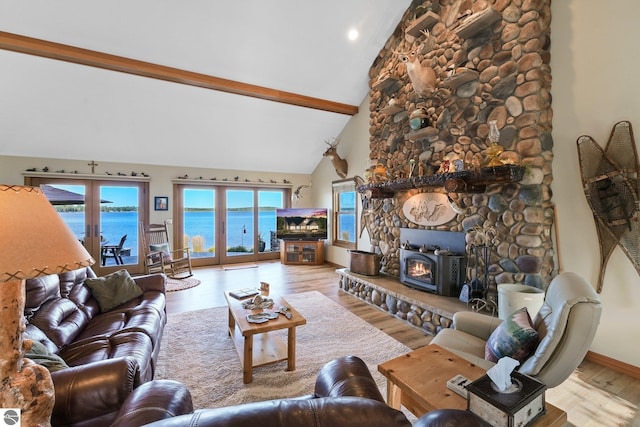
top-left (348, 28), bottom-right (359, 41)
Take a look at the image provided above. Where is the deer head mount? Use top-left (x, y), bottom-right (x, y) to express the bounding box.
top-left (395, 30), bottom-right (436, 97)
top-left (323, 137), bottom-right (348, 178)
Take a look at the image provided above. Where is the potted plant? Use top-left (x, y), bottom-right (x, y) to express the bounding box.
top-left (258, 233), bottom-right (266, 252)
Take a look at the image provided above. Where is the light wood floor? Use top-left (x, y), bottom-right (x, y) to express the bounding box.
top-left (165, 261), bottom-right (640, 427)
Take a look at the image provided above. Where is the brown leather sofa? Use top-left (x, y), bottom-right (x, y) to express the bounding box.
top-left (24, 266), bottom-right (167, 427)
top-left (139, 356), bottom-right (487, 427)
top-left (110, 380), bottom-right (194, 427)
top-left (142, 355), bottom-right (411, 427)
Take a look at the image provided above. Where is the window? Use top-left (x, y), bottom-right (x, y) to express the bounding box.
top-left (332, 179), bottom-right (357, 249)
top-left (26, 178), bottom-right (148, 275)
top-left (174, 183), bottom-right (287, 266)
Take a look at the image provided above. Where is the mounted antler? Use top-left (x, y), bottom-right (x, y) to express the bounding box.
top-left (291, 184), bottom-right (311, 204)
top-left (323, 137), bottom-right (348, 178)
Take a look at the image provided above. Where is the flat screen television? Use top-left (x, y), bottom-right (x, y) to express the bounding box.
top-left (276, 208), bottom-right (328, 240)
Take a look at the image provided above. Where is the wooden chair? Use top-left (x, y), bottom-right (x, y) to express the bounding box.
top-left (101, 234), bottom-right (128, 265)
top-left (140, 222), bottom-right (193, 279)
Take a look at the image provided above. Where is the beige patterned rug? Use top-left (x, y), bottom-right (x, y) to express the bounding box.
top-left (165, 277), bottom-right (201, 292)
top-left (155, 291), bottom-right (411, 410)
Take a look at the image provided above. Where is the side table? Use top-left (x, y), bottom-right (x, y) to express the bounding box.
top-left (378, 344), bottom-right (567, 427)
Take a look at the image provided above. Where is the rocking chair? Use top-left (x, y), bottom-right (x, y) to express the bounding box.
top-left (140, 221), bottom-right (193, 279)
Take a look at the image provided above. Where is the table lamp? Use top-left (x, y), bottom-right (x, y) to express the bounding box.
top-left (0, 185), bottom-right (94, 427)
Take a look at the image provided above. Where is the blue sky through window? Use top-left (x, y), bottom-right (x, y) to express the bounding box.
top-left (52, 184), bottom-right (284, 209)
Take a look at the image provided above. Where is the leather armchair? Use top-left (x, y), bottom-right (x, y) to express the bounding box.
top-left (431, 272), bottom-right (603, 388)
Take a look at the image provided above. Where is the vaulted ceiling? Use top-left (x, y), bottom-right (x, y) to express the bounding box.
top-left (0, 1), bottom-right (411, 174)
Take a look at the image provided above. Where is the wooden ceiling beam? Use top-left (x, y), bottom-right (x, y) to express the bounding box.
top-left (0, 31), bottom-right (359, 116)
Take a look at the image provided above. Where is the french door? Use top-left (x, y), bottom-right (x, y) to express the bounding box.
top-left (174, 184), bottom-right (286, 266)
top-left (27, 177), bottom-right (148, 275)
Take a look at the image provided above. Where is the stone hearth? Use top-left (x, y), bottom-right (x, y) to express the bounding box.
top-left (337, 268), bottom-right (473, 336)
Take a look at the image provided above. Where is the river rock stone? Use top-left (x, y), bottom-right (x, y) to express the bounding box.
top-left (524, 273), bottom-right (544, 289)
top-left (519, 185), bottom-right (543, 205)
top-left (499, 258), bottom-right (519, 273)
top-left (385, 294), bottom-right (397, 314)
top-left (362, 0), bottom-right (553, 289)
top-left (520, 166), bottom-right (544, 185)
top-left (516, 255), bottom-right (542, 273)
top-left (488, 194), bottom-right (509, 212)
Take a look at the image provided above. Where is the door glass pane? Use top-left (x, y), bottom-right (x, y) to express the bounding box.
top-left (41, 184), bottom-right (87, 243)
top-left (258, 190), bottom-right (283, 253)
top-left (227, 190), bottom-right (253, 256)
top-left (184, 188), bottom-right (216, 258)
top-left (99, 186), bottom-right (139, 266)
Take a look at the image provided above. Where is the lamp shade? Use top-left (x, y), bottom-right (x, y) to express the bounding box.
top-left (0, 185), bottom-right (94, 282)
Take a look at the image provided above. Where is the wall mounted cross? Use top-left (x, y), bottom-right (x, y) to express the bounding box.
top-left (88, 160), bottom-right (98, 174)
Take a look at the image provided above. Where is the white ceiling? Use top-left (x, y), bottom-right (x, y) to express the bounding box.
top-left (0, 1), bottom-right (411, 174)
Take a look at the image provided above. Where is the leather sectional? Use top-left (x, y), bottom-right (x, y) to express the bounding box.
top-left (139, 355), bottom-right (486, 427)
top-left (24, 266), bottom-right (167, 427)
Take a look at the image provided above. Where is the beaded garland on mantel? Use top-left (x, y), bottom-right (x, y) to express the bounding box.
top-left (364, 0), bottom-right (554, 290)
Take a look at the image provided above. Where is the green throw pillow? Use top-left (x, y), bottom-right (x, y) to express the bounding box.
top-left (85, 269), bottom-right (143, 312)
top-left (485, 307), bottom-right (539, 363)
top-left (25, 337), bottom-right (69, 372)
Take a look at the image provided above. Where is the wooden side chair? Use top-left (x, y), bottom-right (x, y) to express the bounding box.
top-left (101, 234), bottom-right (128, 265)
top-left (139, 222), bottom-right (193, 279)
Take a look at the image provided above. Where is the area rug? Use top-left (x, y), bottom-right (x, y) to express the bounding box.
top-left (155, 291), bottom-right (411, 410)
top-left (165, 277), bottom-right (201, 292)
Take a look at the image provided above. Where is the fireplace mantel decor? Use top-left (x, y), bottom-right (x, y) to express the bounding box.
top-left (357, 164), bottom-right (525, 198)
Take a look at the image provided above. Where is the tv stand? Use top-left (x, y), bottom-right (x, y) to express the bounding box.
top-left (280, 240), bottom-right (325, 265)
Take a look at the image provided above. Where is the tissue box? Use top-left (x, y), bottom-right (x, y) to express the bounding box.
top-left (466, 371), bottom-right (546, 427)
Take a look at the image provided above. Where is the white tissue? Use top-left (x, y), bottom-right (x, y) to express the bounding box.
top-left (487, 357), bottom-right (520, 392)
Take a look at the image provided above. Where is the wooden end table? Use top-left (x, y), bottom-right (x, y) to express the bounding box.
top-left (224, 292), bottom-right (306, 383)
top-left (378, 344), bottom-right (567, 427)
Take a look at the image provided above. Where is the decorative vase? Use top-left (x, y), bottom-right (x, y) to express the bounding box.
top-left (409, 108), bottom-right (430, 130)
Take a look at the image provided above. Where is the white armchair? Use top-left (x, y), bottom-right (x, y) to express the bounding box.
top-left (431, 272), bottom-right (602, 388)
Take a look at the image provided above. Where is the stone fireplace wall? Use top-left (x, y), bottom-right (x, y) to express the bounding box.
top-left (364, 0), bottom-right (554, 292)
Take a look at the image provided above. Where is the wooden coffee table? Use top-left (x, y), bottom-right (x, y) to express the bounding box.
top-left (224, 292), bottom-right (306, 383)
top-left (378, 345), bottom-right (567, 426)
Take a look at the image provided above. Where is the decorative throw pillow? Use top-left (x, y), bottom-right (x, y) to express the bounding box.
top-left (85, 269), bottom-right (143, 312)
top-left (150, 243), bottom-right (173, 263)
top-left (485, 307), bottom-right (539, 363)
top-left (25, 336), bottom-right (69, 372)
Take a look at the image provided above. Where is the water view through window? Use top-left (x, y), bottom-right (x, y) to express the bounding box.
top-left (49, 183), bottom-right (286, 265)
top-left (182, 187), bottom-right (285, 259)
top-left (47, 184), bottom-right (140, 266)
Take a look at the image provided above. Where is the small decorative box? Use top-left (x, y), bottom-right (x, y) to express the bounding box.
top-left (466, 371), bottom-right (546, 427)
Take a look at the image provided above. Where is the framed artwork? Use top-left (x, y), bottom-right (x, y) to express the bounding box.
top-left (154, 196), bottom-right (168, 211)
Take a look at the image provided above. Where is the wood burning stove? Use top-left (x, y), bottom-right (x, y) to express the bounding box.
top-left (398, 229), bottom-right (467, 297)
top-left (399, 248), bottom-right (465, 296)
